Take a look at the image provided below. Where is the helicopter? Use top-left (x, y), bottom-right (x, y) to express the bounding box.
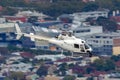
top-left (15, 24), bottom-right (92, 57)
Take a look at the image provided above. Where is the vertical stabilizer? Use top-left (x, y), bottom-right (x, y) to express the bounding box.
top-left (15, 23), bottom-right (22, 39)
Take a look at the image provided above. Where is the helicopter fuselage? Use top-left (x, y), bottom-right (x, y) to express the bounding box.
top-left (49, 37), bottom-right (92, 54)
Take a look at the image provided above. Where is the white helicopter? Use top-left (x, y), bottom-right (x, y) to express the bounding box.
top-left (15, 24), bottom-right (92, 57)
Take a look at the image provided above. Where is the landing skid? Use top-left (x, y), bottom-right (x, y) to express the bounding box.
top-left (71, 52), bottom-right (92, 57)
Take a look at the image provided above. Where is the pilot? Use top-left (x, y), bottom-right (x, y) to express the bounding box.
top-left (68, 32), bottom-right (72, 37)
top-left (57, 34), bottom-right (64, 40)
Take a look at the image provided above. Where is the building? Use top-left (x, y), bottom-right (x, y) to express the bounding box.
top-left (1, 62), bottom-right (32, 72)
top-left (95, 74), bottom-right (120, 80)
top-left (109, 10), bottom-right (120, 30)
top-left (0, 22), bottom-right (35, 48)
top-left (73, 25), bottom-right (103, 38)
top-left (4, 16), bottom-right (27, 23)
top-left (115, 60), bottom-right (120, 71)
top-left (72, 10), bottom-right (109, 22)
top-left (58, 14), bottom-right (74, 23)
top-left (24, 0), bottom-right (52, 3)
top-left (85, 32), bottom-right (120, 55)
top-left (0, 23), bottom-right (17, 44)
top-left (33, 20), bottom-right (62, 28)
top-left (16, 10), bottom-right (49, 18)
top-left (44, 75), bottom-right (59, 80)
top-left (111, 16), bottom-right (120, 30)
top-left (0, 6), bottom-right (3, 11)
top-left (0, 18), bottom-right (6, 23)
top-left (0, 23), bottom-right (23, 47)
top-left (0, 23), bottom-right (16, 33)
top-left (113, 38), bottom-right (120, 55)
top-left (82, 0), bottom-right (95, 3)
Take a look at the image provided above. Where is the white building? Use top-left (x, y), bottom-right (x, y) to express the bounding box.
top-left (0, 18), bottom-right (6, 23)
top-left (0, 23), bottom-right (16, 33)
top-left (1, 62), bottom-right (32, 73)
top-left (16, 10), bottom-right (49, 19)
top-left (72, 10), bottom-right (109, 22)
top-left (0, 23), bottom-right (19, 43)
top-left (73, 25), bottom-right (103, 38)
top-left (9, 63), bottom-right (32, 72)
top-left (85, 32), bottom-right (120, 55)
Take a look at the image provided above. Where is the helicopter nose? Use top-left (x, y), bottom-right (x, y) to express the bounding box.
top-left (89, 47), bottom-right (93, 52)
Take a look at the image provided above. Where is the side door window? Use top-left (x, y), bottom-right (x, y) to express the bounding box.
top-left (74, 44), bottom-right (79, 48)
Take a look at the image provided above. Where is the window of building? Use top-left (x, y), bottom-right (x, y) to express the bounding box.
top-left (106, 41), bottom-right (109, 44)
top-left (96, 40), bottom-right (98, 43)
top-left (43, 46), bottom-right (48, 49)
top-left (75, 29), bottom-right (90, 33)
top-left (95, 36), bottom-right (101, 38)
top-left (91, 36), bottom-right (94, 38)
top-left (109, 37), bottom-right (112, 39)
top-left (93, 40), bottom-right (98, 43)
top-left (98, 13), bottom-right (102, 15)
top-left (103, 36), bottom-right (107, 38)
top-left (91, 14), bottom-right (94, 15)
top-left (74, 44), bottom-right (79, 48)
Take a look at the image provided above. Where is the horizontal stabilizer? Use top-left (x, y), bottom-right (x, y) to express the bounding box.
top-left (30, 33), bottom-right (35, 41)
top-left (16, 33), bottom-right (22, 40)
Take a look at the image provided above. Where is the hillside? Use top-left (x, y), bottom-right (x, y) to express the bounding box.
top-left (0, 0), bottom-right (120, 17)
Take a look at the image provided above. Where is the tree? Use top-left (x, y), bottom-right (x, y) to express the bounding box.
top-left (77, 73), bottom-right (84, 77)
top-left (93, 58), bottom-right (115, 71)
top-left (4, 77), bottom-right (11, 80)
top-left (59, 63), bottom-right (68, 71)
top-left (68, 63), bottom-right (74, 69)
top-left (96, 0), bottom-right (114, 10)
top-left (82, 3), bottom-right (99, 12)
top-left (104, 59), bottom-right (115, 71)
top-left (9, 71), bottom-right (25, 80)
top-left (0, 0), bottom-right (26, 6)
top-left (36, 65), bottom-right (48, 77)
top-left (86, 67), bottom-right (94, 74)
top-left (63, 75), bottom-right (76, 80)
top-left (93, 59), bottom-right (105, 71)
top-left (96, 16), bottom-right (117, 32)
top-left (1, 7), bottom-right (18, 16)
top-left (1, 0), bottom-right (120, 17)
top-left (7, 44), bottom-right (21, 52)
top-left (111, 55), bottom-right (120, 62)
top-left (58, 63), bottom-right (68, 76)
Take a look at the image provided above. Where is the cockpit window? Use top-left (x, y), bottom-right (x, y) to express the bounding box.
top-left (74, 44), bottom-right (79, 48)
top-left (84, 43), bottom-right (90, 49)
top-left (80, 45), bottom-right (85, 52)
